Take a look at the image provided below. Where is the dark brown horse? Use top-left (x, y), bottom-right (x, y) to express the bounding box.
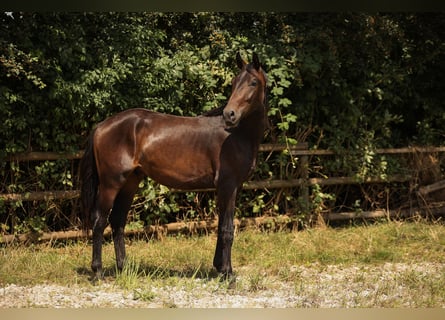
top-left (79, 52), bottom-right (268, 280)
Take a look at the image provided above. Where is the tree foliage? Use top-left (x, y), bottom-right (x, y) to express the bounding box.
top-left (1, 13), bottom-right (444, 233)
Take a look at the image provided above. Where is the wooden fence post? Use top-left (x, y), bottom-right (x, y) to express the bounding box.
top-left (299, 153), bottom-right (310, 219)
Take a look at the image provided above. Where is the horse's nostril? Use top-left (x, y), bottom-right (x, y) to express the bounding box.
top-left (224, 109), bottom-right (237, 126)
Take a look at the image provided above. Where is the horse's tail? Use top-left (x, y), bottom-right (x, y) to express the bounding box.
top-left (79, 129), bottom-right (98, 231)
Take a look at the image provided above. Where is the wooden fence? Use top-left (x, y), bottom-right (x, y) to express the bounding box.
top-left (5, 143), bottom-right (443, 202)
top-left (1, 144), bottom-right (445, 243)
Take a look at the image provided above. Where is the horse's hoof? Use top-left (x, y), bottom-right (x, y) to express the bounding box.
top-left (219, 272), bottom-right (236, 288)
top-left (89, 270), bottom-right (104, 283)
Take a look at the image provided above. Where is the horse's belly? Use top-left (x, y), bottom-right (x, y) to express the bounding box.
top-left (141, 156), bottom-right (216, 190)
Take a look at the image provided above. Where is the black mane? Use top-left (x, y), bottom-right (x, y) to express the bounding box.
top-left (202, 105), bottom-right (225, 117)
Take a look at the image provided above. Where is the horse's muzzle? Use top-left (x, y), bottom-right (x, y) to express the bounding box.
top-left (223, 109), bottom-right (238, 127)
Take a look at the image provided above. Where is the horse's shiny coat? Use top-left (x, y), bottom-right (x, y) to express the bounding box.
top-left (79, 52), bottom-right (268, 279)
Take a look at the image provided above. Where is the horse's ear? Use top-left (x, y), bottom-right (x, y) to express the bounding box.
top-left (236, 52), bottom-right (246, 69)
top-left (252, 52), bottom-right (261, 71)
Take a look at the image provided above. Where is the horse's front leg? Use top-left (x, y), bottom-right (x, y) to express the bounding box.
top-left (213, 184), bottom-right (238, 277)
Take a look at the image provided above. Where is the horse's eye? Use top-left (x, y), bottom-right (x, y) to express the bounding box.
top-left (250, 79), bottom-right (258, 87)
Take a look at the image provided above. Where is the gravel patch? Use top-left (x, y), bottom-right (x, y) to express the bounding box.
top-left (1, 262), bottom-right (444, 308)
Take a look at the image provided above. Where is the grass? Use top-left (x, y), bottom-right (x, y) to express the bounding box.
top-left (1, 219), bottom-right (445, 306)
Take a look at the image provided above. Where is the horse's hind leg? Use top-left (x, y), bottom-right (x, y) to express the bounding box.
top-left (109, 171), bottom-right (143, 272)
top-left (91, 187), bottom-right (117, 280)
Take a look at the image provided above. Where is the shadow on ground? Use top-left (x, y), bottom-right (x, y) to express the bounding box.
top-left (76, 262), bottom-right (225, 284)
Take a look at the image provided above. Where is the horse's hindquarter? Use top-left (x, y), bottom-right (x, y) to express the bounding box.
top-left (137, 113), bottom-right (228, 189)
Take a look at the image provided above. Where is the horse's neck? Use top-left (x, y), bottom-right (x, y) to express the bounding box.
top-left (237, 107), bottom-right (266, 174)
top-left (239, 107), bottom-right (266, 147)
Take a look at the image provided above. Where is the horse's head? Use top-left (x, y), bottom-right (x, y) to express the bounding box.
top-left (223, 52), bottom-right (267, 128)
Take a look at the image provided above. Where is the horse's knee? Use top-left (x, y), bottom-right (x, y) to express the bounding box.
top-left (110, 215), bottom-right (125, 233)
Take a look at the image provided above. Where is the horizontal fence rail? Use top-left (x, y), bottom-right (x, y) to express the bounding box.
top-left (2, 144), bottom-right (445, 202)
top-left (7, 145), bottom-right (445, 162)
top-left (2, 203), bottom-right (445, 244)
